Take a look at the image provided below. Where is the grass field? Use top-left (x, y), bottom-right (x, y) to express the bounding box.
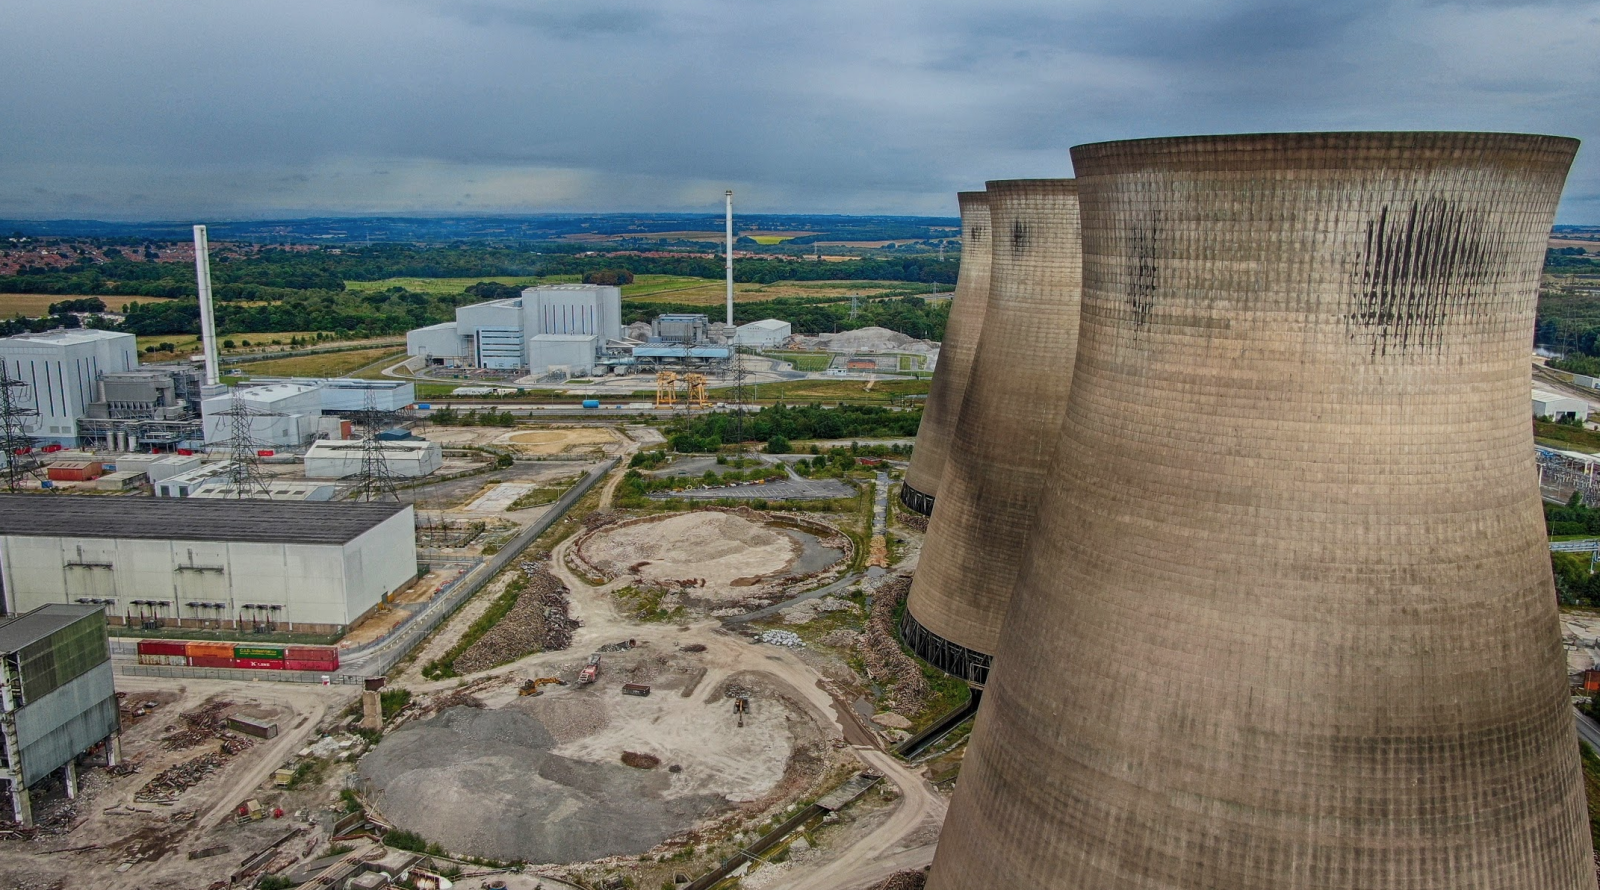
top-left (767, 351), bottom-right (833, 372)
top-left (0, 294), bottom-right (172, 315)
top-left (633, 279), bottom-right (915, 307)
top-left (241, 347), bottom-right (408, 378)
top-left (346, 273), bottom-right (712, 300)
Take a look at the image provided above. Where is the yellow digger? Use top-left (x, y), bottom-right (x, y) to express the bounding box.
top-left (519, 677), bottom-right (566, 697)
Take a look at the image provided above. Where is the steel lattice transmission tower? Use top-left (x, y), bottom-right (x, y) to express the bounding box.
top-left (0, 365), bottom-right (42, 492)
top-left (211, 389), bottom-right (278, 498)
top-left (353, 387), bottom-right (399, 502)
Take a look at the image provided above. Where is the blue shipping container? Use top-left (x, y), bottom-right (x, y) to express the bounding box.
top-left (582, 399), bottom-right (600, 409)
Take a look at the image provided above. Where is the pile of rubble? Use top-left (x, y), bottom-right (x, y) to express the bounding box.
top-left (871, 868), bottom-right (929, 890)
top-left (452, 564), bottom-right (577, 674)
top-left (758, 629), bottom-right (804, 648)
top-left (861, 575), bottom-right (929, 713)
top-left (895, 509), bottom-right (928, 534)
top-left (160, 700), bottom-right (236, 750)
top-left (134, 751), bottom-right (229, 804)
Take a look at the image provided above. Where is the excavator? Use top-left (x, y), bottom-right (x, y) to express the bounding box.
top-left (518, 677), bottom-right (566, 697)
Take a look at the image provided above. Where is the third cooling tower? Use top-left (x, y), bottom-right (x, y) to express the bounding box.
top-left (926, 132), bottom-right (1590, 889)
top-left (901, 191), bottom-right (994, 517)
top-left (900, 179), bottom-right (1081, 685)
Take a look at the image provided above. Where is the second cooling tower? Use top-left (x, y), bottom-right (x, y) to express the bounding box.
top-left (900, 191), bottom-right (994, 517)
top-left (927, 132), bottom-right (1590, 889)
top-left (900, 179), bottom-right (1081, 685)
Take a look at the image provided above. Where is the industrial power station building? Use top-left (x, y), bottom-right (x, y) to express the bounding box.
top-left (0, 603), bottom-right (118, 825)
top-left (406, 284), bottom-right (623, 376)
top-left (0, 330), bottom-right (140, 446)
top-left (0, 496), bottom-right (417, 635)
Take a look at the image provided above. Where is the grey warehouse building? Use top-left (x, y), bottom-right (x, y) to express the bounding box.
top-left (0, 496), bottom-right (417, 635)
top-left (0, 604), bottom-right (118, 825)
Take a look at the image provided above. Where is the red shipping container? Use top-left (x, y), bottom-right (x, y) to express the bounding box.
top-left (236, 658), bottom-right (284, 670)
top-left (137, 640), bottom-right (189, 657)
top-left (189, 656), bottom-right (236, 669)
top-left (285, 645), bottom-right (334, 659)
top-left (285, 659), bottom-right (339, 672)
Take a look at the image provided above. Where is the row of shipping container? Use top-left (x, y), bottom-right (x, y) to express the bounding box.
top-left (135, 639), bottom-right (339, 672)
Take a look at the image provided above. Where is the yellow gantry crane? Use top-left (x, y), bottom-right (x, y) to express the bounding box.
top-left (684, 373), bottom-right (709, 409)
top-left (655, 371), bottom-right (680, 408)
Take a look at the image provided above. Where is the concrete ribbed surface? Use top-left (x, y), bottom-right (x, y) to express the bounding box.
top-left (903, 179), bottom-right (1081, 681)
top-left (902, 191), bottom-right (994, 517)
top-left (926, 132), bottom-right (1590, 890)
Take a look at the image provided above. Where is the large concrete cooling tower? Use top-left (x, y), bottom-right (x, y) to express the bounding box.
top-left (925, 132), bottom-right (1589, 890)
top-left (900, 191), bottom-right (995, 517)
top-left (900, 179), bottom-right (1081, 685)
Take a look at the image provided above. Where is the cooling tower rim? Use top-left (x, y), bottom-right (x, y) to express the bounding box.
top-left (1070, 131), bottom-right (1579, 169)
top-left (956, 190), bottom-right (989, 203)
top-left (983, 178), bottom-right (1078, 194)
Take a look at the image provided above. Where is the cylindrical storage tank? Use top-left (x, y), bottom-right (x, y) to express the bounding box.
top-left (900, 179), bottom-right (1082, 685)
top-left (927, 132), bottom-right (1589, 890)
top-left (900, 191), bottom-right (994, 517)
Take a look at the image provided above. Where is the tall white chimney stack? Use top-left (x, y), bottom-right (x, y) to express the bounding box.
top-left (192, 225), bottom-right (220, 386)
top-left (724, 190), bottom-right (734, 327)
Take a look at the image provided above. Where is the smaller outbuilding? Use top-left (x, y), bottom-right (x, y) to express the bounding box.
top-left (304, 439), bottom-right (444, 479)
top-left (1534, 388), bottom-right (1589, 423)
top-left (733, 318), bottom-right (792, 348)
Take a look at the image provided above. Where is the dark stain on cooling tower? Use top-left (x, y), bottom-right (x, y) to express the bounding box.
top-left (1010, 219), bottom-right (1030, 257)
top-left (968, 224), bottom-right (987, 243)
top-left (1347, 198), bottom-right (1496, 356)
top-left (1125, 212), bottom-right (1159, 329)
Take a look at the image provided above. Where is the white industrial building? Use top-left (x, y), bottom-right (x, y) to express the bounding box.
top-left (406, 284), bottom-right (623, 375)
top-left (243, 377), bottom-right (415, 414)
top-left (0, 496), bottom-right (417, 634)
top-left (733, 319), bottom-right (793, 348)
top-left (0, 330), bottom-right (139, 446)
top-left (1534, 388), bottom-right (1589, 423)
top-left (304, 439), bottom-right (443, 479)
top-left (200, 382), bottom-right (323, 447)
top-left (153, 461), bottom-right (237, 497)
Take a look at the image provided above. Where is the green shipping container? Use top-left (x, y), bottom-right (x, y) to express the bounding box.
top-left (234, 645), bottom-right (285, 660)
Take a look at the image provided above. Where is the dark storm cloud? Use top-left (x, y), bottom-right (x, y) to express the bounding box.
top-left (0, 0), bottom-right (1597, 220)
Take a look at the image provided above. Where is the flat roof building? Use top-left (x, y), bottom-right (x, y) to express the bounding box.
top-left (733, 319), bottom-right (792, 348)
top-left (0, 603), bottom-right (118, 825)
top-left (200, 383), bottom-right (324, 447)
top-left (303, 439), bottom-right (443, 479)
top-left (1535, 388), bottom-right (1589, 422)
top-left (0, 495), bottom-right (417, 634)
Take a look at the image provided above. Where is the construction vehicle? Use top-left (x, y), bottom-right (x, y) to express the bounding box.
top-left (234, 798), bottom-right (265, 826)
top-left (579, 654), bottom-right (601, 684)
top-left (519, 677), bottom-right (566, 697)
top-left (735, 697), bottom-right (749, 728)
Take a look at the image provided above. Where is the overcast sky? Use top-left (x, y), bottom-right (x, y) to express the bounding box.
top-left (2, 0), bottom-right (1598, 221)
